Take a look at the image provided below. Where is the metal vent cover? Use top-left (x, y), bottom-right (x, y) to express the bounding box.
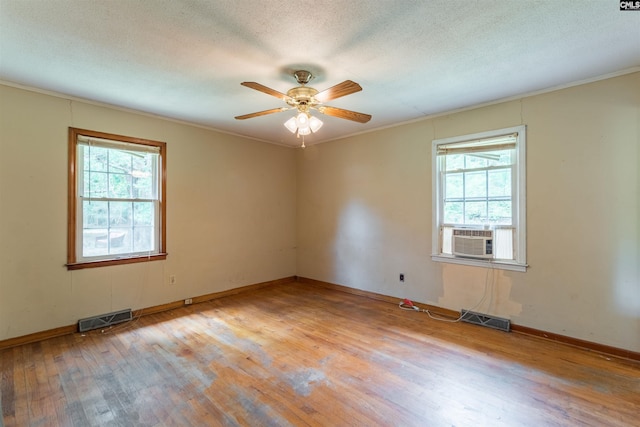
top-left (460, 309), bottom-right (510, 332)
top-left (78, 308), bottom-right (132, 333)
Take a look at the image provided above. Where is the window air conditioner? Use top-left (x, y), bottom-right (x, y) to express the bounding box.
top-left (452, 229), bottom-right (494, 259)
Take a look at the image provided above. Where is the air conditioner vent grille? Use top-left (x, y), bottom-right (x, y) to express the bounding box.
top-left (452, 228), bottom-right (494, 258)
top-left (453, 229), bottom-right (493, 238)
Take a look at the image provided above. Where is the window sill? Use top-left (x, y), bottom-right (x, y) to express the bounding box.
top-left (66, 253), bottom-right (167, 270)
top-left (431, 254), bottom-right (527, 272)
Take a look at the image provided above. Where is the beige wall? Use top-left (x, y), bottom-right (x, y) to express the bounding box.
top-left (2, 73), bottom-right (638, 352)
top-left (297, 72), bottom-right (640, 352)
top-left (0, 85), bottom-right (297, 340)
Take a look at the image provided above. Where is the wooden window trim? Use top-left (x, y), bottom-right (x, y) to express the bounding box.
top-left (67, 127), bottom-right (167, 270)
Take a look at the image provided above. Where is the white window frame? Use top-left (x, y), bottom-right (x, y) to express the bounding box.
top-left (431, 125), bottom-right (527, 272)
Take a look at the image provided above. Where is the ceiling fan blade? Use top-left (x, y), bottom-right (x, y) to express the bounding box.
top-left (235, 107), bottom-right (289, 120)
top-left (317, 106), bottom-right (371, 123)
top-left (314, 80), bottom-right (362, 102)
top-left (241, 82), bottom-right (292, 101)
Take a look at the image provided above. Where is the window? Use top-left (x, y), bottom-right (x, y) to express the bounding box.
top-left (432, 125), bottom-right (526, 271)
top-left (67, 128), bottom-right (167, 270)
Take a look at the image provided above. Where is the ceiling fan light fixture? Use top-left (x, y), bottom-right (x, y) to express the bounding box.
top-left (309, 115), bottom-right (323, 133)
top-left (295, 112), bottom-right (309, 128)
top-left (284, 112), bottom-right (323, 136)
top-left (284, 116), bottom-right (297, 133)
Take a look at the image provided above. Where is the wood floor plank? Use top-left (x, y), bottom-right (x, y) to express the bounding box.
top-left (2, 281), bottom-right (639, 426)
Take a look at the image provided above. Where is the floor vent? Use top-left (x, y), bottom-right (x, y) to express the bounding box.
top-left (78, 309), bottom-right (133, 333)
top-left (460, 310), bottom-right (510, 332)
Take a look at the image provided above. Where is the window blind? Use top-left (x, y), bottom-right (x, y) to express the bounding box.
top-left (436, 133), bottom-right (517, 155)
top-left (78, 135), bottom-right (161, 154)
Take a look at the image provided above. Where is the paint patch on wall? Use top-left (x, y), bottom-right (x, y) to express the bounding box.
top-left (438, 264), bottom-right (522, 317)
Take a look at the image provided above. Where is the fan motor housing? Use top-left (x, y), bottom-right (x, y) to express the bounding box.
top-left (286, 86), bottom-right (319, 106)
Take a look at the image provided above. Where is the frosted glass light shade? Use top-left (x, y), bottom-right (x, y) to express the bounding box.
top-left (309, 116), bottom-right (323, 133)
top-left (283, 112), bottom-right (323, 135)
top-left (295, 112), bottom-right (309, 128)
top-left (284, 117), bottom-right (297, 133)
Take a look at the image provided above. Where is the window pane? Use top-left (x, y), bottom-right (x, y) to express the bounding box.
top-left (133, 175), bottom-right (153, 199)
top-left (109, 202), bottom-right (132, 227)
top-left (488, 201), bottom-right (512, 225)
top-left (132, 155), bottom-right (154, 176)
top-left (488, 169), bottom-right (511, 197)
top-left (83, 228), bottom-right (133, 257)
top-left (133, 202), bottom-right (154, 226)
top-left (465, 201), bottom-right (487, 224)
top-left (134, 226), bottom-right (154, 252)
top-left (83, 171), bottom-right (108, 198)
top-left (83, 201), bottom-right (108, 228)
top-left (464, 154), bottom-right (487, 169)
top-left (444, 154), bottom-right (464, 171)
top-left (108, 150), bottom-right (132, 174)
top-left (109, 228), bottom-right (132, 255)
top-left (83, 228), bottom-right (109, 257)
top-left (465, 171), bottom-right (486, 198)
top-left (109, 173), bottom-right (132, 198)
top-left (445, 172), bottom-right (463, 199)
top-left (444, 201), bottom-right (463, 224)
top-left (487, 150), bottom-right (513, 167)
top-left (84, 146), bottom-right (108, 172)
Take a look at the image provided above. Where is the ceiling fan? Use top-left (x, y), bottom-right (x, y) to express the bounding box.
top-left (235, 70), bottom-right (372, 133)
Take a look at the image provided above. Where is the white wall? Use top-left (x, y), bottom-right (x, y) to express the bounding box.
top-left (0, 84), bottom-right (297, 341)
top-left (297, 72), bottom-right (640, 352)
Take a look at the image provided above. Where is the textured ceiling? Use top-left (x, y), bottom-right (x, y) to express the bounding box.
top-left (1, 0), bottom-right (639, 147)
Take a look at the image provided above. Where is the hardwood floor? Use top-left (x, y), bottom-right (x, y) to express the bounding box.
top-left (2, 281), bottom-right (639, 426)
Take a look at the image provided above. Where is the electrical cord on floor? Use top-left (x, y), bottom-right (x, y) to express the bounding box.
top-left (399, 263), bottom-right (495, 323)
top-left (399, 299), bottom-right (462, 323)
top-left (398, 299), bottom-right (421, 311)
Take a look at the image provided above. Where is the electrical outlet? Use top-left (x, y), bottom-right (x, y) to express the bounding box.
top-left (185, 298), bottom-right (193, 305)
top-left (399, 273), bottom-right (405, 282)
top-left (169, 275), bottom-right (176, 285)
